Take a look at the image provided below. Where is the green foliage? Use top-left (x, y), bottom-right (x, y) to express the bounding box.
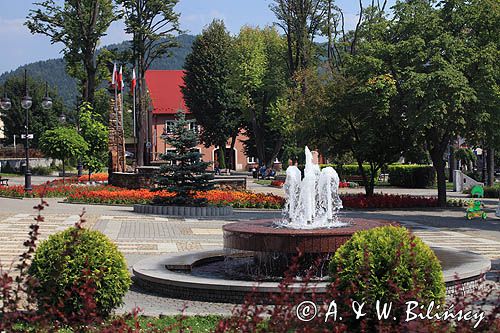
top-left (30, 165), bottom-right (53, 176)
top-left (270, 0), bottom-right (324, 76)
top-left (39, 127), bottom-right (88, 165)
top-left (329, 226), bottom-right (446, 314)
top-left (388, 165), bottom-right (436, 188)
top-left (0, 75), bottom-right (65, 148)
top-left (232, 26), bottom-right (288, 167)
top-left (153, 110), bottom-right (214, 206)
top-left (29, 227), bottom-right (131, 317)
top-left (26, 0), bottom-right (119, 104)
top-left (79, 102), bottom-right (108, 175)
top-left (389, 0), bottom-right (477, 206)
top-left (182, 20), bottom-right (240, 169)
top-left (465, 184), bottom-right (500, 198)
top-left (454, 148), bottom-right (477, 165)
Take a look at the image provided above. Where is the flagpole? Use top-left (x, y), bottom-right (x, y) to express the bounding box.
top-left (133, 79), bottom-right (137, 165)
top-left (114, 64), bottom-right (119, 172)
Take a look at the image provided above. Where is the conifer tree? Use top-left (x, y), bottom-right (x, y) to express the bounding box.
top-left (153, 110), bottom-right (214, 206)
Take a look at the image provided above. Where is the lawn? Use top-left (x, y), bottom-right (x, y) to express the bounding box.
top-left (11, 315), bottom-right (222, 332)
top-left (0, 173), bottom-right (20, 178)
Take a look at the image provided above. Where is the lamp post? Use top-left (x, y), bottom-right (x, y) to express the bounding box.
top-left (0, 69), bottom-right (52, 192)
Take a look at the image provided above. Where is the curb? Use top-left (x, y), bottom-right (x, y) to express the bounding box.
top-left (133, 204), bottom-right (233, 217)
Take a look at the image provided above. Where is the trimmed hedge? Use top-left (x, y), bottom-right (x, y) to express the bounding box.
top-left (388, 164), bottom-right (435, 188)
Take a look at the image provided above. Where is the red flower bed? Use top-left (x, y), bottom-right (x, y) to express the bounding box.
top-left (0, 181), bottom-right (441, 209)
top-left (66, 188), bottom-right (285, 209)
top-left (78, 173), bottom-right (108, 182)
top-left (341, 193), bottom-right (439, 209)
top-left (270, 180), bottom-right (284, 187)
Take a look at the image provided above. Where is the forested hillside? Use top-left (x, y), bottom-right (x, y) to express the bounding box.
top-left (0, 34), bottom-right (195, 107)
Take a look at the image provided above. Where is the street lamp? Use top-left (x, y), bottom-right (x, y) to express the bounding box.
top-left (1, 86), bottom-right (11, 111)
top-left (0, 69), bottom-right (52, 192)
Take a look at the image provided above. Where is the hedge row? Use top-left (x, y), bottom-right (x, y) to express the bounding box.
top-left (464, 185), bottom-right (500, 198)
top-left (388, 165), bottom-right (435, 188)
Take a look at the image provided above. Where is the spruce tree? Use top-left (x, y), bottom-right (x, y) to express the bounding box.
top-left (153, 110), bottom-right (214, 206)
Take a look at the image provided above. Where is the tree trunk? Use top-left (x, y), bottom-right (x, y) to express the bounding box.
top-left (357, 160), bottom-right (372, 197)
top-left (83, 55), bottom-right (96, 105)
top-left (486, 147), bottom-right (495, 186)
top-left (62, 159), bottom-right (65, 184)
top-left (431, 155), bottom-right (447, 207)
top-left (229, 131), bottom-right (238, 171)
top-left (448, 145), bottom-right (456, 182)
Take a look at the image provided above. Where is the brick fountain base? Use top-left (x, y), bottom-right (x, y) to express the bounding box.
top-left (133, 219), bottom-right (491, 304)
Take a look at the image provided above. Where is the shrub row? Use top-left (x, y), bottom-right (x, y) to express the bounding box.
top-left (388, 164), bottom-right (436, 188)
top-left (464, 185), bottom-right (500, 198)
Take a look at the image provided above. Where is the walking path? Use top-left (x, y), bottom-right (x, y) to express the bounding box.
top-left (0, 195), bottom-right (498, 316)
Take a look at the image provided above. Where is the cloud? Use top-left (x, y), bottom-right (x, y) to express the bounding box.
top-left (0, 17), bottom-right (27, 34)
top-left (180, 9), bottom-right (228, 34)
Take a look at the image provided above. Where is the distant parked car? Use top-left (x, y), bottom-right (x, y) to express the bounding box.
top-left (125, 151), bottom-right (134, 159)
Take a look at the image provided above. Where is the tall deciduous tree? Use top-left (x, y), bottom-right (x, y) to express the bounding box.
top-left (271, 0), bottom-right (327, 77)
top-left (182, 20), bottom-right (240, 170)
top-left (26, 0), bottom-right (118, 105)
top-left (232, 27), bottom-right (288, 167)
top-left (117, 0), bottom-right (181, 166)
top-left (443, 0), bottom-right (500, 186)
top-left (388, 0), bottom-right (476, 206)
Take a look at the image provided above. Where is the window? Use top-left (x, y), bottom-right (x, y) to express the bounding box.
top-left (164, 121), bottom-right (175, 135)
top-left (247, 157), bottom-right (257, 164)
top-left (164, 148), bottom-right (176, 165)
top-left (188, 120), bottom-right (198, 132)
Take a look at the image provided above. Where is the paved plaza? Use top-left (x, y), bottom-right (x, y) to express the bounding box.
top-left (0, 179), bottom-right (499, 315)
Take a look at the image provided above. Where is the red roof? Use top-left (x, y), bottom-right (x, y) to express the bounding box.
top-left (145, 70), bottom-right (188, 114)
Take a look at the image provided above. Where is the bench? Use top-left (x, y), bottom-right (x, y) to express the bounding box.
top-left (0, 178), bottom-right (9, 186)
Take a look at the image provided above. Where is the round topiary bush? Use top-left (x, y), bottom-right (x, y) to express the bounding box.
top-left (29, 227), bottom-right (131, 318)
top-left (329, 226), bottom-right (445, 319)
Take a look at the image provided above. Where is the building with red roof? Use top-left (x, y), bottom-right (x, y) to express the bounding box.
top-left (145, 70), bottom-right (256, 171)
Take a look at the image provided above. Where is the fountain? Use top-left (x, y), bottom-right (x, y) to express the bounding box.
top-left (133, 147), bottom-right (491, 303)
top-left (222, 147), bottom-right (389, 278)
top-left (280, 146), bottom-right (345, 228)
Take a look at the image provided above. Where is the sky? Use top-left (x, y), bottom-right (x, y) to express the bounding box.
top-left (0, 0), bottom-right (387, 74)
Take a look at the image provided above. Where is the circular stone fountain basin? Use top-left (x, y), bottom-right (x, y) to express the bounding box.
top-left (132, 246), bottom-right (491, 304)
top-left (223, 218), bottom-right (396, 254)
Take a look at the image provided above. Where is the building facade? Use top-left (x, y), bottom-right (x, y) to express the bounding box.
top-left (145, 70), bottom-right (258, 171)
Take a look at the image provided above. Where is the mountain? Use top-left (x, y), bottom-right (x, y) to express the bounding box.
top-left (0, 34), bottom-right (196, 108)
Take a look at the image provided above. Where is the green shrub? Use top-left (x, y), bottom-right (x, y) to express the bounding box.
top-left (329, 226), bottom-right (445, 308)
top-left (29, 227), bottom-right (131, 317)
top-left (464, 185), bottom-right (500, 198)
top-left (388, 164), bottom-right (435, 188)
top-left (31, 165), bottom-right (53, 176)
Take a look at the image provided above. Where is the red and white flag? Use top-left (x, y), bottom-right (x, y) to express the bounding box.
top-left (111, 63), bottom-right (117, 87)
top-left (130, 68), bottom-right (136, 93)
top-left (118, 66), bottom-right (124, 91)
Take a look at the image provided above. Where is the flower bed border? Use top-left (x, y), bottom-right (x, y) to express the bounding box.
top-left (133, 204), bottom-right (233, 217)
